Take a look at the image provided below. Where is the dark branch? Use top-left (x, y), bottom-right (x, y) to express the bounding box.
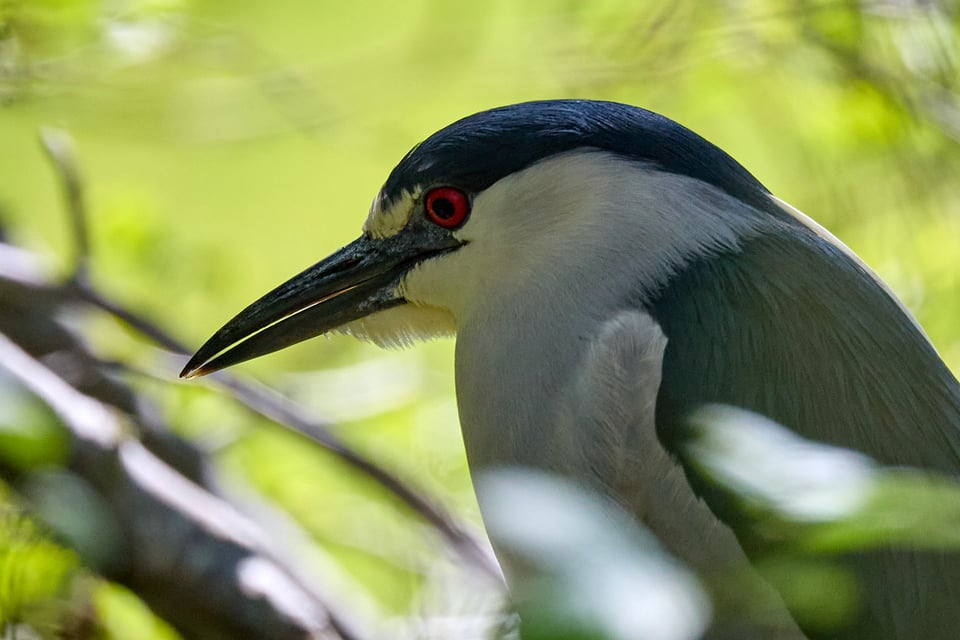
top-left (0, 331), bottom-right (366, 640)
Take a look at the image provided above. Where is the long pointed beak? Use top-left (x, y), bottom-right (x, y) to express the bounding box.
top-left (180, 232), bottom-right (459, 378)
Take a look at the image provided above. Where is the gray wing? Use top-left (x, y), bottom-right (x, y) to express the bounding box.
top-left (555, 310), bottom-right (807, 640)
top-left (649, 225), bottom-right (960, 640)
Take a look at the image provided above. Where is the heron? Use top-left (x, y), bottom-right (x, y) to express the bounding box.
top-left (181, 100), bottom-right (960, 639)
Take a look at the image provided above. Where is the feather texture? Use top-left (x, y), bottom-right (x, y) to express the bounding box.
top-left (650, 223), bottom-right (960, 640)
top-left (555, 311), bottom-right (807, 639)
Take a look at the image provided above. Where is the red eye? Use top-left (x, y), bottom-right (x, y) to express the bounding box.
top-left (425, 187), bottom-right (470, 229)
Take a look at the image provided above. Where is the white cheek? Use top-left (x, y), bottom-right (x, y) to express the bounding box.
top-left (337, 304), bottom-right (456, 348)
top-left (398, 242), bottom-right (492, 323)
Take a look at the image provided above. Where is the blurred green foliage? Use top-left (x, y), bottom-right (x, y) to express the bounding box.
top-left (94, 582), bottom-right (179, 640)
top-left (0, 505), bottom-right (79, 636)
top-left (1, 0), bottom-right (959, 637)
top-left (0, 375), bottom-right (69, 472)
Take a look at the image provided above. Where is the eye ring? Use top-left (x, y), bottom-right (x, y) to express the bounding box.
top-left (424, 187), bottom-right (471, 229)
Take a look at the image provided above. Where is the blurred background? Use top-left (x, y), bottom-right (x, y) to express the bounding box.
top-left (1, 0), bottom-right (959, 638)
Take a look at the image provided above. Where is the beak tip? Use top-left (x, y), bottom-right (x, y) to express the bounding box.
top-left (179, 360), bottom-right (206, 379)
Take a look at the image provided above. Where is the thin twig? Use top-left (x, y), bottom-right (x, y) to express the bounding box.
top-left (40, 128), bottom-right (90, 282)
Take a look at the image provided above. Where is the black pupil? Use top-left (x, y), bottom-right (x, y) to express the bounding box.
top-left (432, 197), bottom-right (456, 219)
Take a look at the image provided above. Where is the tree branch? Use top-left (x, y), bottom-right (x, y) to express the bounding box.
top-left (0, 331), bottom-right (366, 640)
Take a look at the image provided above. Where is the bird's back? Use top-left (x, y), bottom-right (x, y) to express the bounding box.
top-left (649, 221), bottom-right (960, 639)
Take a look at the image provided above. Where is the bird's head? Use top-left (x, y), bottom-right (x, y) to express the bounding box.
top-left (181, 99), bottom-right (780, 378)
